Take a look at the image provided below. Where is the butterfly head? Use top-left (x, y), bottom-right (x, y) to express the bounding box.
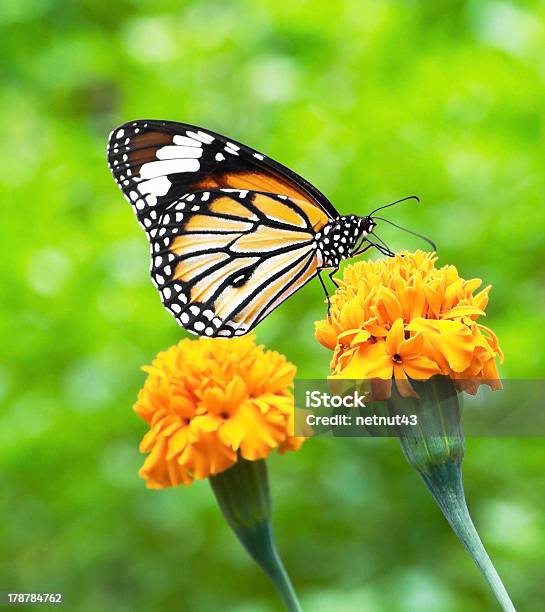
top-left (356, 215), bottom-right (376, 240)
top-left (349, 215), bottom-right (394, 258)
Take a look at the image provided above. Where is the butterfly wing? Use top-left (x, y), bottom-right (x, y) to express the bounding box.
top-left (107, 119), bottom-right (338, 336)
top-left (147, 189), bottom-right (329, 337)
top-left (107, 119), bottom-right (339, 233)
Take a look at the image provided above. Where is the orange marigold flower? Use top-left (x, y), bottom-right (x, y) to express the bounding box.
top-left (315, 251), bottom-right (503, 398)
top-left (134, 335), bottom-right (302, 489)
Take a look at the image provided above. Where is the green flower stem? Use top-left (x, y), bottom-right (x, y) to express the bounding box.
top-left (209, 458), bottom-right (302, 612)
top-left (387, 376), bottom-right (515, 612)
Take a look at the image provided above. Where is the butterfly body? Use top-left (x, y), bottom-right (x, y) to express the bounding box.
top-left (107, 120), bottom-right (384, 337)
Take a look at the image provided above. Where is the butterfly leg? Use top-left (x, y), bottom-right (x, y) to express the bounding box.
top-left (328, 269), bottom-right (340, 288)
top-left (317, 271), bottom-right (331, 312)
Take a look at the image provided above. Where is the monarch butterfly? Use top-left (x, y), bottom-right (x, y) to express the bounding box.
top-left (107, 120), bottom-right (433, 337)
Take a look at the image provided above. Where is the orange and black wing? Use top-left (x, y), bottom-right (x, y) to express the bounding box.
top-left (147, 189), bottom-right (330, 337)
top-left (107, 119), bottom-right (338, 234)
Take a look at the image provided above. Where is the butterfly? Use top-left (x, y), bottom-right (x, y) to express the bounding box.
top-left (107, 120), bottom-right (430, 337)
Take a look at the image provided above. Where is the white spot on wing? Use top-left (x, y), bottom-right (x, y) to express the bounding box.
top-left (186, 130), bottom-right (214, 144)
top-left (197, 130), bottom-right (214, 142)
top-left (140, 159), bottom-right (200, 179)
top-left (137, 176), bottom-right (171, 196)
top-left (156, 145), bottom-right (203, 160)
top-left (173, 135), bottom-right (202, 147)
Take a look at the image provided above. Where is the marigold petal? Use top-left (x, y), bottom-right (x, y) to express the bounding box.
top-left (359, 342), bottom-right (394, 379)
top-left (279, 436), bottom-right (305, 453)
top-left (237, 403), bottom-right (287, 461)
top-left (351, 330), bottom-right (372, 346)
top-left (456, 379), bottom-right (480, 395)
top-left (377, 288), bottom-right (404, 322)
top-left (139, 429), bottom-right (157, 453)
top-left (481, 357), bottom-right (503, 389)
top-left (407, 318), bottom-right (475, 372)
top-left (166, 427), bottom-right (192, 460)
top-left (367, 378), bottom-right (393, 401)
top-left (315, 319), bottom-right (338, 349)
top-left (178, 432), bottom-right (236, 479)
top-left (402, 356), bottom-right (442, 379)
top-left (191, 413), bottom-right (222, 433)
top-left (333, 348), bottom-right (366, 378)
top-left (218, 419), bottom-right (245, 450)
top-left (406, 285), bottom-right (427, 320)
top-left (473, 285), bottom-right (491, 311)
top-left (385, 318), bottom-right (405, 355)
top-left (363, 319), bottom-right (389, 337)
top-left (464, 278), bottom-right (483, 294)
top-left (424, 285), bottom-right (442, 318)
top-left (140, 438), bottom-right (168, 483)
top-left (478, 324), bottom-right (504, 362)
top-left (338, 328), bottom-right (369, 345)
top-left (225, 376), bottom-right (248, 411)
top-left (267, 361), bottom-right (297, 392)
top-left (442, 305), bottom-right (485, 319)
top-left (392, 366), bottom-right (419, 398)
top-left (399, 332), bottom-right (424, 359)
top-left (200, 388), bottom-right (225, 415)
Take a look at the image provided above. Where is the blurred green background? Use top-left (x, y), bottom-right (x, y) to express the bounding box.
top-left (1, 0), bottom-right (545, 610)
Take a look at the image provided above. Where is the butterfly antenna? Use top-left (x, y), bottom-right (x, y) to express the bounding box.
top-left (372, 216), bottom-right (437, 251)
top-left (368, 195), bottom-right (420, 217)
